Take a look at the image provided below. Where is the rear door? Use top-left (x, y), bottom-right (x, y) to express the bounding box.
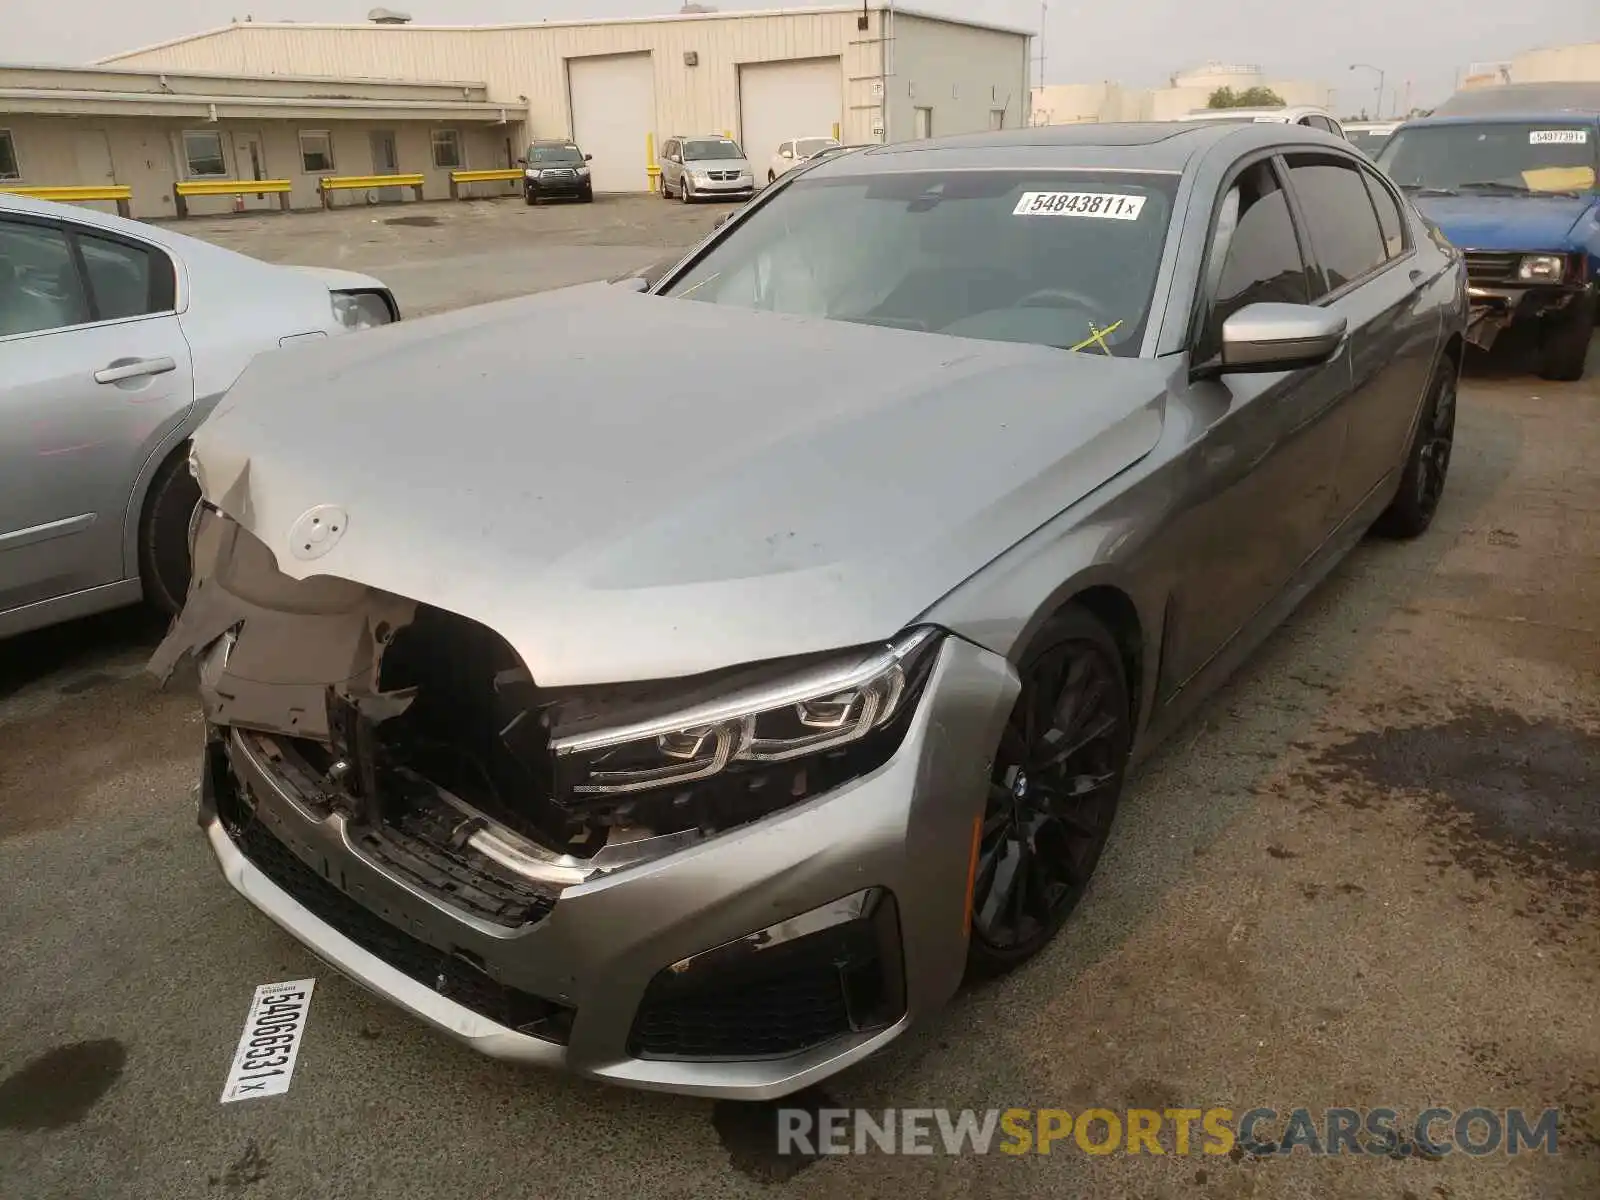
top-left (0, 214), bottom-right (193, 613)
top-left (1282, 152), bottom-right (1436, 518)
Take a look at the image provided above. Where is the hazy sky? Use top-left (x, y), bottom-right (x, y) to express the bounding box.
top-left (5, 0), bottom-right (1597, 117)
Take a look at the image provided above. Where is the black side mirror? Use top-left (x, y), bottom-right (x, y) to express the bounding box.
top-left (584, 153), bottom-right (593, 162)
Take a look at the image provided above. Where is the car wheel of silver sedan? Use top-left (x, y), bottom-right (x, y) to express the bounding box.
top-left (139, 450), bottom-right (202, 616)
top-left (967, 605), bottom-right (1131, 978)
top-left (1373, 355), bottom-right (1456, 540)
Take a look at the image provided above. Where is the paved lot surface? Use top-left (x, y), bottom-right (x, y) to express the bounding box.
top-left (172, 193), bottom-right (722, 315)
top-left (1, 198), bottom-right (1597, 1199)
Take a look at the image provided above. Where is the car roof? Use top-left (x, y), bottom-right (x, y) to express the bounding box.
top-left (1432, 82), bottom-right (1600, 118)
top-left (797, 120), bottom-right (1347, 177)
top-left (1181, 105), bottom-right (1330, 121)
top-left (529, 138), bottom-right (579, 146)
top-left (1396, 112), bottom-right (1600, 130)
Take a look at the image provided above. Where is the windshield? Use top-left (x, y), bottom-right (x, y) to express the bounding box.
top-left (796, 138), bottom-right (838, 159)
top-left (1346, 129), bottom-right (1392, 155)
top-left (685, 139), bottom-right (744, 161)
top-left (528, 143), bottom-right (585, 165)
top-left (660, 169), bottom-right (1180, 356)
top-left (1377, 122), bottom-right (1598, 195)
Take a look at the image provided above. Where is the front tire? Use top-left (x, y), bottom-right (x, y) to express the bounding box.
top-left (680, 178), bottom-right (693, 204)
top-left (966, 606), bottom-right (1131, 980)
top-left (767, 169), bottom-right (776, 184)
top-left (525, 188), bottom-right (541, 207)
top-left (1538, 294), bottom-right (1594, 382)
top-left (1373, 355), bottom-right (1456, 539)
top-left (581, 186), bottom-right (594, 203)
top-left (139, 449), bottom-right (201, 617)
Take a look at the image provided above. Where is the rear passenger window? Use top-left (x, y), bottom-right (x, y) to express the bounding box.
top-left (1201, 160), bottom-right (1312, 350)
top-left (0, 219), bottom-right (90, 337)
top-left (74, 232), bottom-right (171, 319)
top-left (1361, 170), bottom-right (1406, 259)
top-left (1285, 157), bottom-right (1388, 293)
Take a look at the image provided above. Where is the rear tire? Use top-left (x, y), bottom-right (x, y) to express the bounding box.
top-left (139, 448), bottom-right (201, 617)
top-left (965, 606), bottom-right (1131, 980)
top-left (1538, 294), bottom-right (1594, 382)
top-left (1373, 355), bottom-right (1456, 539)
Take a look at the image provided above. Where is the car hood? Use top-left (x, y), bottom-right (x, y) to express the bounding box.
top-left (1410, 193), bottom-right (1596, 250)
top-left (284, 263), bottom-right (390, 293)
top-left (191, 284), bottom-right (1167, 686)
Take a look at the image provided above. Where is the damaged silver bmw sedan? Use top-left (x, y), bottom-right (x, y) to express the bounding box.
top-left (154, 122), bottom-right (1466, 1099)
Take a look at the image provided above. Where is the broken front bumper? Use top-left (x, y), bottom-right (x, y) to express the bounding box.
top-left (198, 634), bottom-right (1015, 1099)
top-left (1464, 281), bottom-right (1592, 350)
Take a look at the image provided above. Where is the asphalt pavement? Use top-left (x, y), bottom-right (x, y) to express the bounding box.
top-left (0, 199), bottom-right (1596, 1199)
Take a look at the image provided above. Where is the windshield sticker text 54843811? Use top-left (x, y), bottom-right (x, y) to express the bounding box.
top-left (1530, 129), bottom-right (1588, 145)
top-left (1013, 191), bottom-right (1147, 220)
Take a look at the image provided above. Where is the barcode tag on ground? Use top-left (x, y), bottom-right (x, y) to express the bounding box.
top-left (1013, 191), bottom-right (1147, 219)
top-left (220, 978), bottom-right (316, 1103)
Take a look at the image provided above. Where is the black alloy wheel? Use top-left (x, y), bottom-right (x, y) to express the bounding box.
top-left (1373, 356), bottom-right (1456, 539)
top-left (967, 606), bottom-right (1132, 978)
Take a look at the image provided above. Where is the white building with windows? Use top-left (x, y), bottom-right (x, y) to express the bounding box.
top-left (0, 4), bottom-right (1030, 218)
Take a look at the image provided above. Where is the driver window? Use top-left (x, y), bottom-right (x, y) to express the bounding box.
top-left (1200, 161), bottom-right (1312, 353)
top-left (0, 219), bottom-right (90, 338)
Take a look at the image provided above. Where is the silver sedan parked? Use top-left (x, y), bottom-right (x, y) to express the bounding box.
top-left (0, 193), bottom-right (396, 638)
top-left (155, 121), bottom-right (1465, 1100)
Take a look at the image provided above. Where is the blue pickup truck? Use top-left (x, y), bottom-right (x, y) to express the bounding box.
top-left (1376, 110), bottom-right (1599, 380)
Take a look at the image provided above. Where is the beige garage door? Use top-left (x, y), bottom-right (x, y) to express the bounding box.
top-left (739, 58), bottom-right (843, 179)
top-left (568, 53), bottom-right (656, 193)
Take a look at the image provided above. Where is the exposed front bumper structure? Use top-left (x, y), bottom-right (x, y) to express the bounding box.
top-left (198, 634), bottom-right (1016, 1099)
top-left (1461, 249), bottom-right (1593, 349)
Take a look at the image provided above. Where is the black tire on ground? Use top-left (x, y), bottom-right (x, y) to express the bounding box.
top-left (768, 169), bottom-right (776, 183)
top-left (681, 178), bottom-right (692, 204)
top-left (1538, 293), bottom-right (1594, 382)
top-left (525, 189), bottom-right (540, 206)
top-left (965, 604), bottom-right (1132, 981)
top-left (1372, 354), bottom-right (1457, 540)
top-left (138, 448), bottom-right (202, 617)
top-left (582, 187), bottom-right (594, 203)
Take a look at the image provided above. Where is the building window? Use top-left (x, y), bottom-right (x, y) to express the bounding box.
top-left (989, 108), bottom-right (1007, 131)
top-left (431, 129), bottom-right (462, 169)
top-left (0, 130), bottom-right (19, 180)
top-left (299, 130), bottom-right (335, 173)
top-left (182, 130), bottom-right (228, 178)
top-left (914, 107), bottom-right (933, 139)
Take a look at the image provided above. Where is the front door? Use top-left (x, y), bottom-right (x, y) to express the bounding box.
top-left (369, 130), bottom-right (401, 203)
top-left (1156, 156), bottom-right (1349, 695)
top-left (70, 130), bottom-right (117, 215)
top-left (0, 215), bottom-right (193, 614)
top-left (231, 130), bottom-right (274, 210)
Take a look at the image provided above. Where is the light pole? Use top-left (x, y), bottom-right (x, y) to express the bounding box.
top-left (1349, 63), bottom-right (1385, 119)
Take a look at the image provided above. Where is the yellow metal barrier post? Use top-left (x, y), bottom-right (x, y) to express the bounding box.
top-left (173, 178), bottom-right (292, 217)
top-left (448, 167), bottom-right (525, 200)
top-left (1, 184), bottom-right (133, 218)
top-left (646, 132), bottom-right (660, 194)
top-left (319, 173), bottom-right (427, 207)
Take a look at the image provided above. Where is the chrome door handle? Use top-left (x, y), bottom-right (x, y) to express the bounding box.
top-left (94, 356), bottom-right (177, 384)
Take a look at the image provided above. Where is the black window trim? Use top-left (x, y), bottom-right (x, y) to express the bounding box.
top-left (0, 127), bottom-right (20, 181)
top-left (1186, 148), bottom-right (1320, 359)
top-left (0, 211), bottom-right (178, 338)
top-left (1279, 149), bottom-right (1415, 307)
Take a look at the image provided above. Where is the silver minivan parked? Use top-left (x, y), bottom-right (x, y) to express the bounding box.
top-left (658, 135), bottom-right (756, 203)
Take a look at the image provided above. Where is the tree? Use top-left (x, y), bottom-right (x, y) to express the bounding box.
top-left (1207, 85), bottom-right (1287, 109)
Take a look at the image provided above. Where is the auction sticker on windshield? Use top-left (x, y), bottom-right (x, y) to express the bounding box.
top-left (220, 978), bottom-right (316, 1103)
top-left (1013, 191), bottom-right (1147, 219)
top-left (1530, 130), bottom-right (1588, 144)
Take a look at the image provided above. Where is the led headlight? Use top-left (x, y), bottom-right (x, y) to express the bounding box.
top-left (692, 170), bottom-right (712, 184)
top-left (524, 168), bottom-right (541, 179)
top-left (1518, 254), bottom-right (1566, 283)
top-left (330, 290), bottom-right (394, 330)
top-left (551, 627), bottom-right (942, 801)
